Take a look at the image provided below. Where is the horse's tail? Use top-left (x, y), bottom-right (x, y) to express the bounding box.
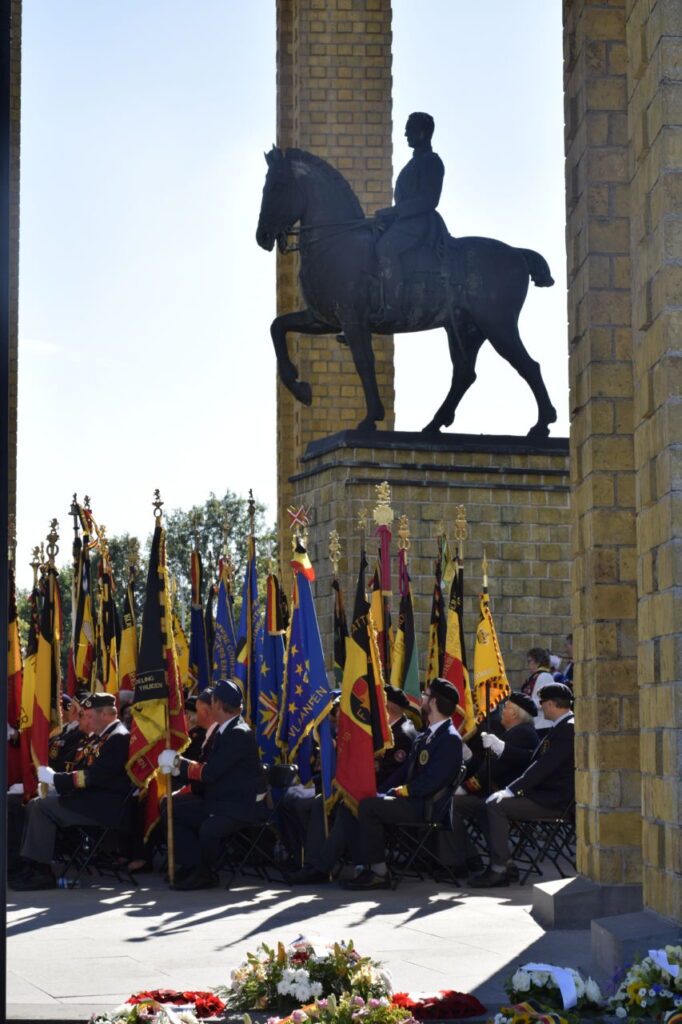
top-left (519, 248), bottom-right (554, 287)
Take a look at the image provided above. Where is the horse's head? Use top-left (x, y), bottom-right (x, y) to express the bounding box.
top-left (256, 147), bottom-right (305, 252)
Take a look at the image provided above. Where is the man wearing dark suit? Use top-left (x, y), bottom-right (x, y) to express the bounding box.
top-left (159, 678), bottom-right (262, 890)
top-left (11, 691), bottom-right (131, 890)
top-left (344, 677), bottom-right (463, 890)
top-left (470, 682), bottom-right (575, 888)
top-left (448, 690), bottom-right (539, 871)
top-left (49, 692), bottom-right (88, 772)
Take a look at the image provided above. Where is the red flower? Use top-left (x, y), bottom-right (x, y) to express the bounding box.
top-left (128, 989), bottom-right (226, 1018)
top-left (391, 990), bottom-right (485, 1020)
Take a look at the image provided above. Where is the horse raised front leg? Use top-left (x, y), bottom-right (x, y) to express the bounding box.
top-left (343, 324), bottom-right (385, 431)
top-left (270, 310), bottom-right (332, 407)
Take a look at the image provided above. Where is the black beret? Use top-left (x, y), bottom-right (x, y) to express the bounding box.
top-left (196, 687), bottom-right (215, 705)
top-left (81, 692), bottom-right (116, 711)
top-left (538, 682), bottom-right (573, 704)
top-left (74, 689), bottom-right (92, 705)
top-left (507, 690), bottom-right (538, 717)
top-left (184, 696), bottom-right (197, 712)
top-left (429, 677), bottom-right (459, 705)
top-left (60, 693), bottom-right (74, 710)
top-left (384, 685), bottom-right (411, 710)
top-left (213, 678), bottom-right (243, 707)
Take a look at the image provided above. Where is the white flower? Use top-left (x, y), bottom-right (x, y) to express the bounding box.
top-left (310, 983), bottom-right (323, 998)
top-left (639, 987), bottom-right (648, 997)
top-left (615, 1009), bottom-right (627, 1019)
top-left (585, 978), bottom-right (603, 1004)
top-left (511, 970), bottom-right (531, 993)
top-left (642, 999), bottom-right (648, 1007)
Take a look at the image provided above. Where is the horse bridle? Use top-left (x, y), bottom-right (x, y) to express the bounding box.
top-left (278, 218), bottom-right (376, 255)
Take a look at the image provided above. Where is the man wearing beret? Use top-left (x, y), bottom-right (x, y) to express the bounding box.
top-left (344, 677), bottom-right (463, 890)
top-left (158, 678), bottom-right (263, 890)
top-left (11, 692), bottom-right (131, 890)
top-left (49, 692), bottom-right (89, 772)
top-left (470, 682), bottom-right (575, 887)
top-left (447, 691), bottom-right (539, 873)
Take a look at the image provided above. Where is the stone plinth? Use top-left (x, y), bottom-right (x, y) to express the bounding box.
top-left (289, 430), bottom-right (571, 680)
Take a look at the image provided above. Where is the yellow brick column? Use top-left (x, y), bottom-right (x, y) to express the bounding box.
top-left (275, 0), bottom-right (395, 578)
top-left (626, 0), bottom-right (682, 923)
top-left (564, 0), bottom-right (641, 886)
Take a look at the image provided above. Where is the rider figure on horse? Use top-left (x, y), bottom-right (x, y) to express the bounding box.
top-left (374, 111), bottom-right (448, 323)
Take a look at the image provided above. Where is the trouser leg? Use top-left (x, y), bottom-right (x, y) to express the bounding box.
top-left (20, 794), bottom-right (99, 864)
top-left (168, 794), bottom-right (208, 868)
top-left (356, 796), bottom-right (425, 864)
top-left (442, 793), bottom-right (486, 864)
top-left (198, 814), bottom-right (244, 871)
top-left (309, 803), bottom-right (359, 873)
top-left (485, 796), bottom-right (555, 866)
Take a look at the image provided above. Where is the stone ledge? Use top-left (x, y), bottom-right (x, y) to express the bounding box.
top-left (592, 909), bottom-right (681, 980)
top-left (302, 429), bottom-right (570, 461)
top-left (532, 875), bottom-right (643, 929)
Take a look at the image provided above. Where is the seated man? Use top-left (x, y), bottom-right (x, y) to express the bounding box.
top-left (183, 687), bottom-right (216, 762)
top-left (470, 682), bottom-right (575, 888)
top-left (159, 678), bottom-right (263, 891)
top-left (287, 684), bottom-right (419, 884)
top-left (343, 677), bottom-right (463, 890)
top-left (11, 691), bottom-right (131, 890)
top-left (49, 692), bottom-right (88, 772)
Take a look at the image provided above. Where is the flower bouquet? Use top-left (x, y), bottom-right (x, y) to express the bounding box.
top-left (608, 945), bottom-right (682, 1022)
top-left (90, 989), bottom-right (225, 1024)
top-left (392, 990), bottom-right (486, 1019)
top-left (503, 964), bottom-right (604, 1021)
top-left (254, 992), bottom-right (414, 1024)
top-left (217, 939), bottom-right (393, 1013)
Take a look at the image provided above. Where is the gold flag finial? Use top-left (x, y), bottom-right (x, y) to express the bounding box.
top-left (152, 489), bottom-right (164, 520)
top-left (397, 514), bottom-right (410, 551)
top-left (454, 504), bottom-right (468, 557)
top-left (373, 480), bottom-right (393, 528)
top-left (46, 519), bottom-right (59, 567)
top-left (189, 508), bottom-right (203, 549)
top-left (482, 548), bottom-right (489, 589)
top-left (329, 529), bottom-right (341, 576)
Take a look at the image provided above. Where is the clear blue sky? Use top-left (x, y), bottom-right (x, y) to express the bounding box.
top-left (16, 1), bottom-right (566, 588)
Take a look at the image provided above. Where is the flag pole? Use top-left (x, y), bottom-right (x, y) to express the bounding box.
top-left (154, 489), bottom-right (176, 887)
top-left (372, 482), bottom-right (393, 676)
top-left (481, 549), bottom-right (493, 793)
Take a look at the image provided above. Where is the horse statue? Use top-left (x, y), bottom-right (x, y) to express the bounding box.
top-left (256, 146), bottom-right (557, 437)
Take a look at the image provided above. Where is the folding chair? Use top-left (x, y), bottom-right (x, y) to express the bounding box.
top-left (57, 790), bottom-right (139, 888)
top-left (508, 800), bottom-right (576, 884)
top-left (386, 763), bottom-right (468, 889)
top-left (218, 763), bottom-right (299, 886)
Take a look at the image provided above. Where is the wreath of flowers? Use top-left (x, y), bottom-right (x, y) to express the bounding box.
top-left (392, 989), bottom-right (486, 1019)
top-left (608, 945), bottom-right (682, 1022)
top-left (259, 992), bottom-right (414, 1024)
top-left (216, 939), bottom-right (393, 1013)
top-left (128, 990), bottom-right (226, 1019)
top-left (503, 965), bottom-right (603, 1020)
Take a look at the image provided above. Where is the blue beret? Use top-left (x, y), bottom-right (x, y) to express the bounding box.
top-left (213, 678), bottom-right (243, 707)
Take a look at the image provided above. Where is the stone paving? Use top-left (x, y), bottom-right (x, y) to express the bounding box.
top-left (6, 873), bottom-right (593, 1023)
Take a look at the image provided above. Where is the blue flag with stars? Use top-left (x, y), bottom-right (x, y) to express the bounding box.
top-left (255, 574), bottom-right (284, 764)
top-left (235, 536), bottom-right (260, 725)
top-left (277, 546), bottom-right (335, 795)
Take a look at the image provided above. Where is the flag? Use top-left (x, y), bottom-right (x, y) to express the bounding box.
top-left (188, 550), bottom-right (210, 695)
top-left (126, 522), bottom-right (189, 794)
top-left (118, 572), bottom-right (138, 696)
top-left (19, 579), bottom-right (40, 798)
top-left (331, 578), bottom-right (348, 685)
top-left (97, 559), bottom-right (120, 694)
top-left (7, 564), bottom-right (23, 786)
top-left (335, 551), bottom-right (392, 813)
top-left (212, 558), bottom-right (239, 684)
top-left (441, 556), bottom-right (476, 740)
top-left (235, 535), bottom-right (260, 725)
top-left (67, 515), bottom-right (95, 695)
top-left (390, 547), bottom-right (421, 711)
top-left (425, 537), bottom-right (447, 686)
top-left (172, 607), bottom-right (190, 691)
top-left (31, 566), bottom-right (63, 769)
top-left (255, 572), bottom-right (285, 765)
top-left (371, 519), bottom-right (393, 678)
top-left (204, 582), bottom-right (216, 670)
top-left (277, 544), bottom-right (335, 801)
top-left (473, 590), bottom-right (510, 722)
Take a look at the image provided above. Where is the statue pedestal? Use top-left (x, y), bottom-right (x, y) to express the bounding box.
top-left (291, 429), bottom-right (570, 680)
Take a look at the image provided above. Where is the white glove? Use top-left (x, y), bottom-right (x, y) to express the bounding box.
top-left (455, 785), bottom-right (467, 796)
top-left (461, 742), bottom-right (473, 763)
top-left (37, 765), bottom-right (56, 787)
top-left (8, 782), bottom-right (24, 795)
top-left (486, 787), bottom-right (513, 804)
top-left (158, 748), bottom-right (180, 775)
top-left (7, 723), bottom-right (18, 741)
top-left (481, 732), bottom-right (506, 757)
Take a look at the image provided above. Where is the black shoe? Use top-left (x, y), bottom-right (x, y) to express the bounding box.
top-left (342, 869), bottom-right (391, 891)
top-left (287, 865), bottom-right (330, 885)
top-left (506, 862), bottom-right (519, 882)
top-left (171, 867), bottom-right (217, 891)
top-left (10, 865), bottom-right (56, 891)
top-left (467, 855), bottom-right (485, 873)
top-left (468, 867), bottom-right (509, 888)
top-left (165, 865), bottom-right (193, 884)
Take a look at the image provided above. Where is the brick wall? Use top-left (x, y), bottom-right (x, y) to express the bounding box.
top-left (276, 0), bottom-right (395, 588)
top-left (564, 0), bottom-right (641, 886)
top-left (626, 0), bottom-right (682, 923)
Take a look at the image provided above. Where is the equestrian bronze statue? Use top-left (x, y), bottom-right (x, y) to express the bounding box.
top-left (256, 112), bottom-right (557, 437)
